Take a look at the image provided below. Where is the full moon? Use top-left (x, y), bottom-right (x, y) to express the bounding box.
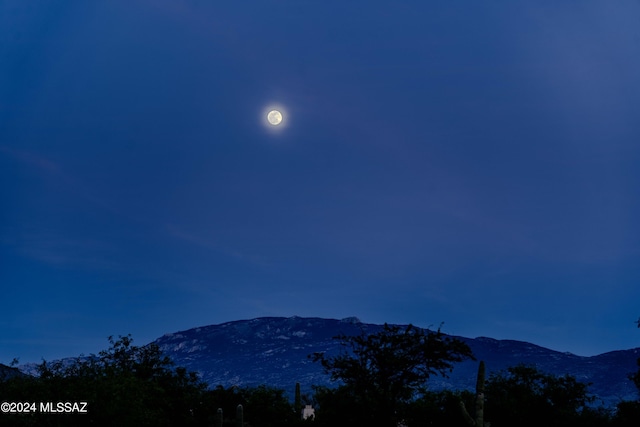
top-left (267, 110), bottom-right (283, 126)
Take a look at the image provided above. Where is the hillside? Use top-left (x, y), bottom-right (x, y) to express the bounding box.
top-left (153, 316), bottom-right (640, 407)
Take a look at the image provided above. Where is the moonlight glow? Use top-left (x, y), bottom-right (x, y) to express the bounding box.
top-left (261, 104), bottom-right (288, 132)
top-left (267, 110), bottom-right (283, 126)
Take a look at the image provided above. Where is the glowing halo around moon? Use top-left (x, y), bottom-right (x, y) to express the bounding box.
top-left (261, 104), bottom-right (288, 132)
top-left (267, 109), bottom-right (282, 126)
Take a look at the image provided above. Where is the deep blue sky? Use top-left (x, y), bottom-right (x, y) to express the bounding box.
top-left (1, 0), bottom-right (639, 363)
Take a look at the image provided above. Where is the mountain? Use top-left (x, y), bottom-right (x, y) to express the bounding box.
top-left (16, 316), bottom-right (639, 408)
top-left (153, 316), bottom-right (640, 408)
top-left (0, 363), bottom-right (28, 381)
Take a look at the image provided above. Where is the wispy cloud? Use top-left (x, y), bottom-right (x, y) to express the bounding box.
top-left (0, 144), bottom-right (121, 215)
top-left (12, 232), bottom-right (118, 270)
top-left (164, 223), bottom-right (272, 267)
top-left (0, 146), bottom-right (128, 269)
top-left (0, 145), bottom-right (61, 174)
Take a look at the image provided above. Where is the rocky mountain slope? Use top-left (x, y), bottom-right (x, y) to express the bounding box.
top-left (153, 316), bottom-right (640, 408)
top-left (0, 363), bottom-right (27, 381)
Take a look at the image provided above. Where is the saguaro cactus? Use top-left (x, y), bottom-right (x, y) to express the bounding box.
top-left (216, 408), bottom-right (223, 427)
top-left (460, 360), bottom-right (488, 427)
top-left (295, 382), bottom-right (302, 417)
top-left (236, 404), bottom-right (244, 427)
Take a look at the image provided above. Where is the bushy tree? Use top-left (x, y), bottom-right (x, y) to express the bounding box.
top-left (612, 318), bottom-right (640, 426)
top-left (407, 390), bottom-right (473, 427)
top-left (310, 323), bottom-right (473, 426)
top-left (485, 364), bottom-right (600, 427)
top-left (311, 385), bottom-right (362, 427)
top-left (206, 384), bottom-right (305, 427)
top-left (631, 318), bottom-right (640, 395)
top-left (243, 385), bottom-right (298, 427)
top-left (1, 335), bottom-right (210, 427)
top-left (612, 400), bottom-right (640, 427)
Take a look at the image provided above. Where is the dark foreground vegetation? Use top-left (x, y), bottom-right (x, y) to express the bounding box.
top-left (1, 326), bottom-right (639, 427)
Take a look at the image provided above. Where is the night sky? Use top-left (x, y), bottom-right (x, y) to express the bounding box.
top-left (1, 1), bottom-right (639, 364)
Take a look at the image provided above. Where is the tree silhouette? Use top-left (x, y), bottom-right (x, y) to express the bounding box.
top-left (485, 364), bottom-right (596, 427)
top-left (2, 335), bottom-right (210, 426)
top-left (310, 323), bottom-right (473, 426)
